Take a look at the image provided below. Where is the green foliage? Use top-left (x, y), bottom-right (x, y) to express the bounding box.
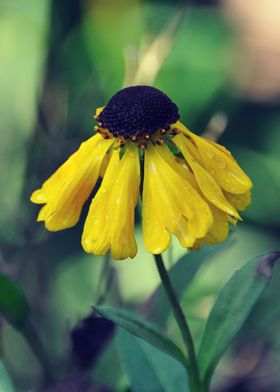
top-left (0, 273), bottom-right (30, 328)
top-left (151, 242), bottom-right (230, 324)
top-left (83, 0), bottom-right (144, 96)
top-left (94, 306), bottom-right (187, 366)
top-left (236, 148), bottom-right (280, 226)
top-left (0, 362), bottom-right (15, 392)
top-left (116, 329), bottom-right (189, 392)
top-left (198, 251), bottom-right (280, 388)
top-left (155, 7), bottom-right (232, 125)
top-left (0, 0), bottom-right (49, 229)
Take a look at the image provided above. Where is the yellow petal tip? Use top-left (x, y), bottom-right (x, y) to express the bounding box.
top-left (30, 189), bottom-right (46, 204)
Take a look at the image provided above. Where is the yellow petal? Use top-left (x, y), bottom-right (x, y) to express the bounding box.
top-left (142, 144), bottom-right (213, 254)
top-left (82, 151), bottom-right (119, 256)
top-left (109, 147), bottom-right (140, 259)
top-left (32, 135), bottom-right (113, 231)
top-left (158, 147), bottom-right (213, 239)
top-left (82, 146), bottom-right (140, 260)
top-left (174, 133), bottom-right (241, 219)
top-left (157, 146), bottom-right (195, 184)
top-left (37, 205), bottom-right (47, 222)
top-left (99, 152), bottom-right (111, 178)
top-left (225, 190), bottom-right (251, 211)
top-left (95, 107), bottom-right (104, 117)
top-left (30, 134), bottom-right (104, 204)
top-left (31, 189), bottom-right (47, 204)
top-left (142, 155), bottom-right (172, 254)
top-left (204, 206), bottom-right (229, 246)
top-left (174, 156), bottom-right (234, 245)
top-left (176, 122), bottom-right (252, 194)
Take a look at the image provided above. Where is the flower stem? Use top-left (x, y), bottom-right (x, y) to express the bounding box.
top-left (96, 253), bottom-right (111, 305)
top-left (154, 254), bottom-right (202, 392)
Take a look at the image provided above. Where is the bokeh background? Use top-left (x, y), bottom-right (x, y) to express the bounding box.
top-left (0, 0), bottom-right (280, 391)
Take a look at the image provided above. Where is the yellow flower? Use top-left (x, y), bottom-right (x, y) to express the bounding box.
top-left (31, 86), bottom-right (252, 260)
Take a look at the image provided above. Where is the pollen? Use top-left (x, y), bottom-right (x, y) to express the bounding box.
top-left (98, 86), bottom-right (180, 139)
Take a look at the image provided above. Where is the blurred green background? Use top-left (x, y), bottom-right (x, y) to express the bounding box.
top-left (0, 0), bottom-right (280, 391)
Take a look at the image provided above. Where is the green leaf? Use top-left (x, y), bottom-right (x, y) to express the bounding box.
top-left (198, 251), bottom-right (280, 387)
top-left (116, 329), bottom-right (189, 392)
top-left (150, 242), bottom-right (231, 324)
top-left (0, 361), bottom-right (15, 392)
top-left (0, 273), bottom-right (30, 327)
top-left (94, 306), bottom-right (187, 367)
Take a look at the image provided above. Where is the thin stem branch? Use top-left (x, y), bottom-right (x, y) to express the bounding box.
top-left (154, 254), bottom-right (202, 392)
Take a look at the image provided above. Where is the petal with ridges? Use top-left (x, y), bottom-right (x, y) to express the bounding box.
top-left (174, 133), bottom-right (241, 220)
top-left (82, 146), bottom-right (140, 260)
top-left (225, 191), bottom-right (251, 211)
top-left (204, 206), bottom-right (229, 246)
top-left (196, 138), bottom-right (252, 194)
top-left (33, 135), bottom-right (113, 231)
top-left (142, 144), bottom-right (212, 253)
top-left (108, 146), bottom-right (140, 259)
top-left (142, 161), bottom-right (171, 254)
top-left (157, 146), bottom-right (213, 237)
top-left (30, 134), bottom-right (104, 204)
top-left (82, 151), bottom-right (119, 255)
top-left (176, 123), bottom-right (252, 194)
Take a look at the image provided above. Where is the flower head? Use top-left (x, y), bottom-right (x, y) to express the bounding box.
top-left (31, 86), bottom-right (252, 260)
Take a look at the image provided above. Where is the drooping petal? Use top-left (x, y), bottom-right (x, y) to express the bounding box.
top-left (173, 155), bottom-right (230, 246)
top-left (31, 134), bottom-right (114, 231)
top-left (109, 147), bottom-right (140, 259)
top-left (176, 122), bottom-right (252, 194)
top-left (82, 145), bottom-right (140, 260)
top-left (174, 133), bottom-right (241, 220)
top-left (141, 162), bottom-right (171, 254)
top-left (176, 154), bottom-right (232, 243)
top-left (157, 146), bottom-right (213, 236)
top-left (142, 144), bottom-right (213, 254)
top-left (31, 134), bottom-right (104, 204)
top-left (204, 206), bottom-right (229, 246)
top-left (225, 190), bottom-right (251, 211)
top-left (82, 150), bottom-right (119, 256)
top-left (192, 207), bottom-right (229, 249)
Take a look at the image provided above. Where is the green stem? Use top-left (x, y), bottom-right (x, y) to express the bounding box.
top-left (154, 254), bottom-right (202, 392)
top-left (96, 253), bottom-right (111, 305)
top-left (21, 320), bottom-right (55, 383)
